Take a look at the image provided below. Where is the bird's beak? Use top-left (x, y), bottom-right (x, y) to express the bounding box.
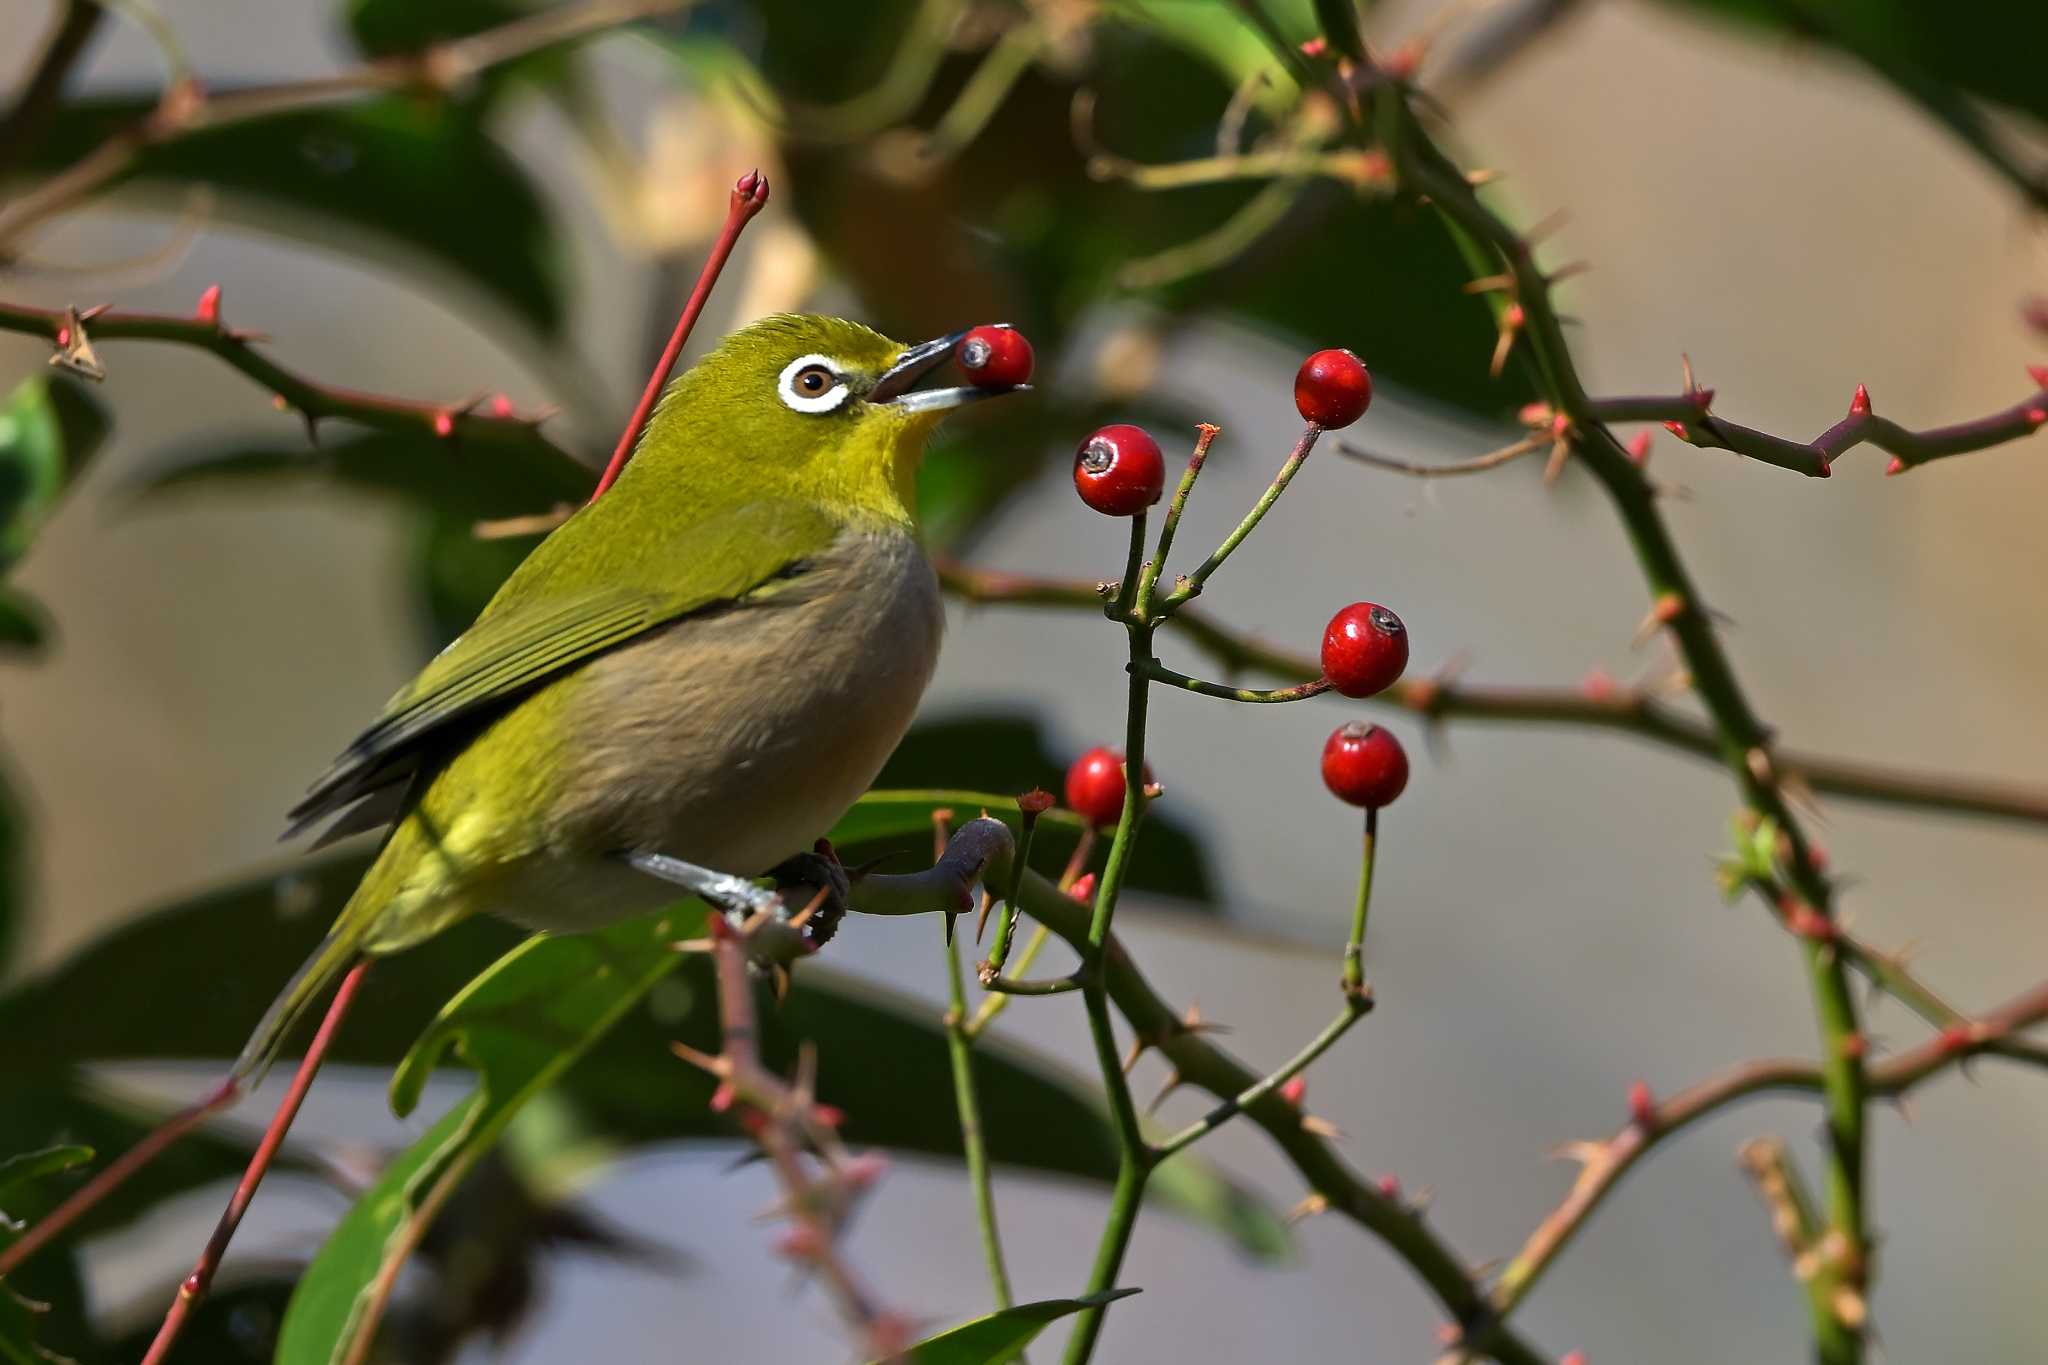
top-left (868, 328), bottom-right (1030, 412)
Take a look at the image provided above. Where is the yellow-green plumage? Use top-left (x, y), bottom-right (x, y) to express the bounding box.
top-left (240, 315), bottom-right (996, 1078)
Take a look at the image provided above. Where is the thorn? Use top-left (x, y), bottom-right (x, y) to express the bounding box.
top-left (489, 392), bottom-right (515, 418)
top-left (1663, 420), bottom-right (1690, 441)
top-left (1632, 592), bottom-right (1686, 647)
top-left (1463, 274), bottom-right (1515, 295)
top-left (668, 1040), bottom-right (725, 1074)
top-left (709, 1081), bottom-right (739, 1112)
top-left (47, 305), bottom-right (105, 381)
top-left (1690, 386), bottom-right (1715, 412)
top-left (1542, 437), bottom-right (1570, 485)
top-left (1546, 260), bottom-right (1592, 286)
top-left (1580, 668), bottom-right (1618, 702)
top-left (1885, 455), bottom-right (1906, 476)
top-left (1627, 430), bottom-right (1653, 464)
top-left (1374, 1173), bottom-right (1402, 1202)
top-left (1068, 872), bottom-right (1098, 905)
top-left (1745, 746), bottom-right (1774, 784)
top-left (1285, 1192), bottom-right (1328, 1224)
top-left (1300, 1115), bottom-right (1343, 1140)
top-left (1627, 1079), bottom-right (1656, 1129)
top-left (1849, 384), bottom-right (1871, 417)
top-left (1465, 167), bottom-right (1503, 187)
top-left (2027, 407), bottom-right (2048, 429)
top-left (196, 283), bottom-right (222, 326)
top-left (1561, 1353), bottom-right (1589, 1365)
top-left (1680, 353), bottom-right (1697, 394)
top-left (432, 409), bottom-right (455, 438)
top-left (1120, 1036), bottom-right (1148, 1076)
top-left (1144, 1069), bottom-right (1184, 1115)
top-left (973, 889), bottom-right (995, 942)
top-left (1518, 401), bottom-right (1554, 427)
top-left (1279, 1074), bottom-right (1308, 1107)
top-left (2027, 364), bottom-right (2048, 391)
top-left (1179, 1000), bottom-right (1229, 1036)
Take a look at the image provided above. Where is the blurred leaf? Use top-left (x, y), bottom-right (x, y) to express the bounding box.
top-left (875, 720), bottom-right (1220, 907)
top-left (0, 590), bottom-right (48, 655)
top-left (411, 508), bottom-right (543, 651)
top-left (1, 1283), bottom-right (51, 1365)
top-left (1653, 0), bottom-right (2048, 125)
top-left (1, 374), bottom-right (109, 574)
top-left (0, 761), bottom-right (25, 978)
top-left (33, 97), bottom-right (566, 335)
top-left (884, 1288), bottom-right (1140, 1365)
top-left (127, 429), bottom-right (588, 524)
top-left (277, 910), bottom-right (691, 1365)
top-left (0, 1145), bottom-right (91, 1254)
top-left (98, 1278), bottom-right (295, 1365)
top-left (1313, 0), bottom-right (1369, 62)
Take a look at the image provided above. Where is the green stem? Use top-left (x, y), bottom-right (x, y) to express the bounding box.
top-left (1061, 1152), bottom-right (1148, 1365)
top-left (1342, 806), bottom-right (1377, 997)
top-left (1134, 424), bottom-right (1219, 608)
top-left (1134, 660), bottom-right (1329, 704)
top-left (982, 799), bottom-right (1046, 981)
top-left (943, 928), bottom-right (1018, 1324)
top-left (982, 971), bottom-right (1085, 996)
top-left (966, 924), bottom-right (1054, 1038)
top-left (1160, 424), bottom-right (1322, 612)
top-left (1152, 998), bottom-right (1368, 1159)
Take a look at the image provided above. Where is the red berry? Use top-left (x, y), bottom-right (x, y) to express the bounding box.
top-left (957, 324), bottom-right (1034, 389)
top-left (1064, 746), bottom-right (1152, 828)
top-left (1320, 602), bottom-right (1408, 698)
top-left (1073, 424), bottom-right (1164, 516)
top-left (1295, 349), bottom-right (1373, 428)
top-left (1320, 723), bottom-right (1408, 809)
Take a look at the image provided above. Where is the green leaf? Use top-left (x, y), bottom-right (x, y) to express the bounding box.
top-left (0, 589), bottom-right (48, 655)
top-left (0, 375), bottom-right (109, 574)
top-left (884, 1289), bottom-right (1140, 1365)
top-left (32, 97), bottom-right (566, 336)
top-left (277, 909), bottom-right (693, 1365)
top-left (1654, 0), bottom-right (2048, 126)
top-left (0, 1283), bottom-right (53, 1365)
top-left (0, 1146), bottom-right (91, 1249)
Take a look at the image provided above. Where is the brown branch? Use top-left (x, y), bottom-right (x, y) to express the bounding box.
top-left (1483, 976), bottom-right (2048, 1325)
top-left (0, 0), bottom-right (693, 255)
top-left (0, 297), bottom-right (586, 463)
top-left (936, 557), bottom-right (2048, 831)
top-left (0, 0), bottom-right (106, 181)
top-left (1647, 378), bottom-right (2048, 477)
top-left (671, 912), bottom-right (908, 1360)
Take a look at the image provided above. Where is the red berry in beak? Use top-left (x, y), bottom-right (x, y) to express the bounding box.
top-left (1073, 423), bottom-right (1165, 516)
top-left (1294, 348), bottom-right (1373, 429)
top-left (1321, 723), bottom-right (1409, 809)
top-left (1320, 602), bottom-right (1409, 698)
top-left (956, 324), bottom-right (1034, 389)
top-left (1064, 746), bottom-right (1153, 828)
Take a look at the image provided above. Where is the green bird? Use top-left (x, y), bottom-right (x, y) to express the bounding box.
top-left (238, 313), bottom-right (1024, 1078)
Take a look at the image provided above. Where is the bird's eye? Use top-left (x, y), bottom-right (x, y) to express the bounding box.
top-left (777, 354), bottom-right (852, 414)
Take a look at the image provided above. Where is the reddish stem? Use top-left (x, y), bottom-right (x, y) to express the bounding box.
top-left (588, 171), bottom-right (770, 502)
top-left (139, 959), bottom-right (372, 1365)
top-left (0, 1078), bottom-right (241, 1278)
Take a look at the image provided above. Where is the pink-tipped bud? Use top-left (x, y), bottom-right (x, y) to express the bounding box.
top-left (1518, 401), bottom-right (1553, 427)
top-left (1785, 905), bottom-right (1835, 942)
top-left (1885, 456), bottom-right (1906, 476)
top-left (1067, 872), bottom-right (1098, 904)
top-left (1299, 36), bottom-right (1328, 57)
top-left (432, 410), bottom-right (455, 438)
top-left (2025, 364), bottom-right (2048, 391)
top-left (1279, 1075), bottom-right (1308, 1107)
top-left (1549, 413), bottom-right (1571, 437)
top-left (1663, 420), bottom-right (1689, 440)
top-left (1580, 668), bottom-right (1617, 701)
top-left (196, 283), bottom-right (222, 325)
top-left (1939, 1022), bottom-right (1974, 1055)
top-left (1839, 1033), bottom-right (1868, 1061)
top-left (1849, 384), bottom-right (1871, 416)
top-left (775, 1224), bottom-right (828, 1261)
top-left (1375, 1173), bottom-right (1402, 1201)
top-left (2027, 407), bottom-right (2047, 429)
top-left (1651, 592), bottom-right (1685, 624)
top-left (1626, 431), bottom-right (1653, 463)
top-left (1627, 1079), bottom-right (1656, 1129)
top-left (709, 1081), bottom-right (738, 1112)
top-left (810, 1102), bottom-right (847, 1128)
top-left (839, 1152), bottom-right (888, 1188)
top-left (1562, 1352), bottom-right (1589, 1365)
top-left (54, 326), bottom-right (69, 347)
top-left (1502, 303), bottom-right (1526, 329)
top-left (1806, 844), bottom-right (1830, 873)
top-left (489, 393), bottom-right (514, 418)
top-left (732, 169), bottom-right (769, 210)
top-left (1018, 788), bottom-right (1056, 816)
top-left (272, 394), bottom-right (289, 411)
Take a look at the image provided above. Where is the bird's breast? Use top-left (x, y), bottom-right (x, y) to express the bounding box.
top-left (545, 526), bottom-right (943, 891)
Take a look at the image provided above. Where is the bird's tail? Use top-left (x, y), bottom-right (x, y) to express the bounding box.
top-left (230, 915), bottom-right (370, 1086)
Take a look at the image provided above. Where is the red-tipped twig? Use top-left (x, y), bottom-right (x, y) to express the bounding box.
top-left (1481, 975), bottom-right (2048, 1332)
top-left (139, 959), bottom-right (373, 1365)
top-left (673, 912), bottom-right (907, 1359)
top-left (588, 169), bottom-right (769, 501)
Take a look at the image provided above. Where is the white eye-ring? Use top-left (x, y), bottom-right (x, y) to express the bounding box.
top-left (777, 354), bottom-right (851, 414)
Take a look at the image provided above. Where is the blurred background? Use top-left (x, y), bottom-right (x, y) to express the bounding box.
top-left (3, 0), bottom-right (2046, 1361)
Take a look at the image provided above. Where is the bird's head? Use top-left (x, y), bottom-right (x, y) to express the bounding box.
top-left (626, 314), bottom-right (1028, 528)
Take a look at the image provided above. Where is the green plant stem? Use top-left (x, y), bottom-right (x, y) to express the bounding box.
top-left (1135, 424), bottom-right (1219, 607)
top-left (1135, 660), bottom-right (1329, 703)
top-left (1061, 617), bottom-right (1159, 1365)
top-left (1160, 423), bottom-right (1322, 611)
top-left (980, 797), bottom-right (1045, 981)
top-left (1152, 998), bottom-right (1368, 1159)
top-left (966, 923), bottom-right (1053, 1039)
top-left (983, 971), bottom-right (1084, 996)
top-left (1371, 82), bottom-right (1870, 1359)
top-left (943, 927), bottom-right (1018, 1325)
top-left (1342, 806), bottom-right (1376, 997)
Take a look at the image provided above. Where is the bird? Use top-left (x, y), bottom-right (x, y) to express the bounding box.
top-left (237, 312), bottom-right (1026, 1080)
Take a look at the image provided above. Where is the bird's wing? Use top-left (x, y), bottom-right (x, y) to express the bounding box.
top-left (287, 499), bottom-right (841, 842)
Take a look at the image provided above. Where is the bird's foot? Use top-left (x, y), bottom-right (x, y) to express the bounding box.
top-left (764, 838), bottom-right (851, 950)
